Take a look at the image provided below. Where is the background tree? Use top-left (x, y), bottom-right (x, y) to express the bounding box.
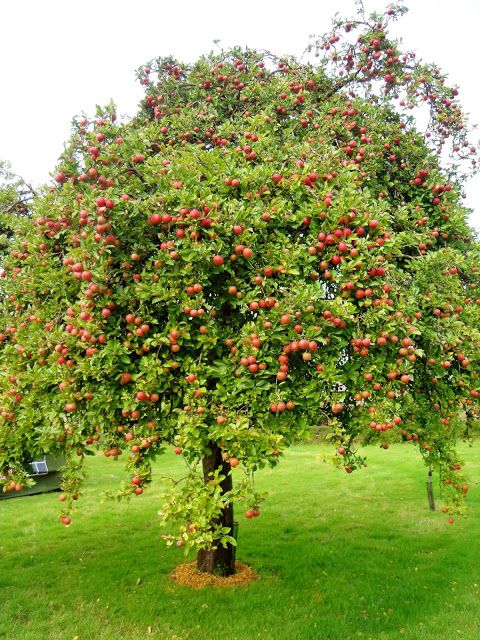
top-left (0, 161), bottom-right (35, 258)
top-left (0, 3), bottom-right (479, 577)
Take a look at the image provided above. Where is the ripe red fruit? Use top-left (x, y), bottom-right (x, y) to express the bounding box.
top-left (120, 373), bottom-right (132, 385)
top-left (212, 255), bottom-right (224, 266)
top-left (272, 173), bottom-right (282, 183)
top-left (133, 153), bottom-right (145, 163)
top-left (174, 447), bottom-right (183, 455)
top-left (229, 457), bottom-right (239, 467)
top-left (149, 213), bottom-right (162, 224)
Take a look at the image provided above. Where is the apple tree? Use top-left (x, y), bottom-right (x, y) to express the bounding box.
top-left (1, 4), bottom-right (479, 576)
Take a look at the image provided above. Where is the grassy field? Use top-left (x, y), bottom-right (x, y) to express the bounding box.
top-left (1, 442), bottom-right (479, 640)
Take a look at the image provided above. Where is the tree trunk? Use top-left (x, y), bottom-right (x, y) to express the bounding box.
top-left (196, 442), bottom-right (236, 576)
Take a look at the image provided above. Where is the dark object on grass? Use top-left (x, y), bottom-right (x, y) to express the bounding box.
top-left (0, 455), bottom-right (63, 499)
top-left (426, 466), bottom-right (436, 511)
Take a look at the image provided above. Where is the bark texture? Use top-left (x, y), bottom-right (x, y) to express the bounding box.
top-left (196, 442), bottom-right (235, 576)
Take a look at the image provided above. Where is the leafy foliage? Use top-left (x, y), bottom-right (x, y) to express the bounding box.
top-left (0, 4), bottom-right (479, 555)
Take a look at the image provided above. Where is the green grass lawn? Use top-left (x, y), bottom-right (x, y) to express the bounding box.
top-left (1, 442), bottom-right (479, 640)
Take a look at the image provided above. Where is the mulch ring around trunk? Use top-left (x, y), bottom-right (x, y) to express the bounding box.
top-left (172, 561), bottom-right (258, 588)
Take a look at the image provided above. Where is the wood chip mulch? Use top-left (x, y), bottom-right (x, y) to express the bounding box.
top-left (171, 561), bottom-right (258, 589)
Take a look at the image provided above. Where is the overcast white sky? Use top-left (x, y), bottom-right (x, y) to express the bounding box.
top-left (1, 0), bottom-right (479, 230)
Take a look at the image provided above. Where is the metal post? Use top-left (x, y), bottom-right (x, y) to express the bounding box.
top-left (426, 466), bottom-right (436, 511)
